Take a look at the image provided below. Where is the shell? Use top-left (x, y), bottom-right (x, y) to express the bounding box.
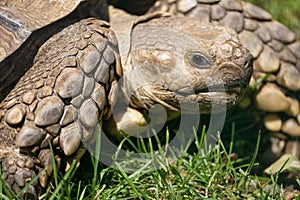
top-left (0, 0), bottom-right (82, 62)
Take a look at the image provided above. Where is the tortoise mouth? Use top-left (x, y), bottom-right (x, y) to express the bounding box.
top-left (126, 64), bottom-right (252, 114)
top-left (169, 74), bottom-right (251, 114)
top-left (176, 78), bottom-right (248, 96)
top-left (170, 87), bottom-right (245, 114)
top-left (127, 82), bottom-right (248, 115)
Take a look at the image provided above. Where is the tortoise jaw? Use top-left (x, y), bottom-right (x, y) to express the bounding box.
top-left (168, 80), bottom-right (249, 114)
top-left (176, 79), bottom-right (247, 95)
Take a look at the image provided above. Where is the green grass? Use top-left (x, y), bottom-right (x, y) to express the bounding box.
top-left (1, 125), bottom-right (298, 199)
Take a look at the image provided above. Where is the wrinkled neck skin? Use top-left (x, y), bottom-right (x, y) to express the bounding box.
top-left (107, 6), bottom-right (179, 136)
top-left (106, 6), bottom-right (253, 137)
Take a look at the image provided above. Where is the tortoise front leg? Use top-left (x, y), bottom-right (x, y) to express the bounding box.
top-left (0, 18), bottom-right (121, 199)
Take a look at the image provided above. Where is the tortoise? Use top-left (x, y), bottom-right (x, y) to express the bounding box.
top-left (0, 0), bottom-right (298, 198)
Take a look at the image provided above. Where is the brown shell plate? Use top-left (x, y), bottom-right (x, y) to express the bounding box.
top-left (0, 0), bottom-right (82, 62)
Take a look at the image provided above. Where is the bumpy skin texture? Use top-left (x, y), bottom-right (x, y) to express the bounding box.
top-left (124, 16), bottom-right (252, 114)
top-left (144, 0), bottom-right (300, 168)
top-left (0, 12), bottom-right (252, 199)
top-left (0, 0), bottom-right (109, 102)
top-left (0, 13), bottom-right (252, 197)
top-left (0, 0), bottom-right (299, 198)
top-left (0, 18), bottom-right (120, 198)
top-left (148, 0), bottom-right (300, 87)
top-left (0, 0), bottom-right (85, 105)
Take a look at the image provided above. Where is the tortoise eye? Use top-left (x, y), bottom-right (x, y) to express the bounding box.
top-left (187, 53), bottom-right (211, 69)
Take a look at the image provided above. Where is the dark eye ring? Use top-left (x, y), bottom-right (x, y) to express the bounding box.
top-left (188, 53), bottom-right (210, 68)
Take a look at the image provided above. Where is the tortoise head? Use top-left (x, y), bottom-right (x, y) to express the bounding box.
top-left (121, 16), bottom-right (253, 115)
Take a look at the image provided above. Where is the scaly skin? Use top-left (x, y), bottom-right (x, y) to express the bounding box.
top-left (145, 0), bottom-right (300, 170)
top-left (0, 0), bottom-right (109, 102)
top-left (123, 17), bottom-right (252, 113)
top-left (0, 18), bottom-right (120, 198)
top-left (0, 11), bottom-right (252, 198)
top-left (2, 0), bottom-right (300, 198)
top-left (110, 0), bottom-right (300, 170)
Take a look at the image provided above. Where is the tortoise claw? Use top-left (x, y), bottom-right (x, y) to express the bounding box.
top-left (22, 185), bottom-right (38, 200)
top-left (1, 152), bottom-right (38, 200)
